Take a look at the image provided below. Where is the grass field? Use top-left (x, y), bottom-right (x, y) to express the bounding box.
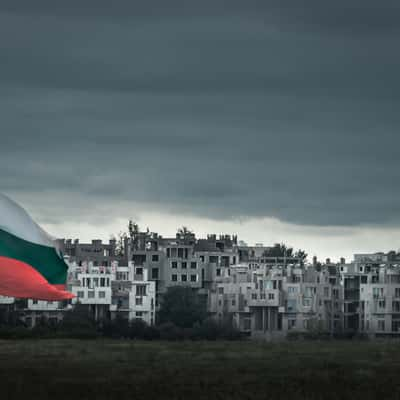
top-left (1, 339), bottom-right (400, 399)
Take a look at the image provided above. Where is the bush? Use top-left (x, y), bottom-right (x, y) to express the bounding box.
top-left (0, 326), bottom-right (34, 339)
top-left (158, 322), bottom-right (184, 341)
top-left (192, 319), bottom-right (219, 340)
top-left (129, 319), bottom-right (147, 339)
top-left (219, 320), bottom-right (242, 340)
top-left (58, 304), bottom-right (98, 339)
top-left (102, 316), bottom-right (130, 339)
top-left (142, 325), bottom-right (160, 340)
top-left (158, 286), bottom-right (207, 328)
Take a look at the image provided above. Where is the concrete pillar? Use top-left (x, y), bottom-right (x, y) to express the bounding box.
top-left (261, 307), bottom-right (265, 332)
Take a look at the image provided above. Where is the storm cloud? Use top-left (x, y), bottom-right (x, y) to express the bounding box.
top-left (1, 1), bottom-right (400, 229)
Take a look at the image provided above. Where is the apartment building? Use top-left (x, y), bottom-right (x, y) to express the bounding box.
top-left (68, 260), bottom-right (156, 325)
top-left (127, 231), bottom-right (239, 309)
top-left (3, 229), bottom-right (400, 339)
top-left (0, 259), bottom-right (156, 327)
top-left (56, 238), bottom-right (128, 267)
top-left (110, 264), bottom-right (156, 325)
top-left (357, 253), bottom-right (400, 337)
top-left (209, 262), bottom-right (343, 339)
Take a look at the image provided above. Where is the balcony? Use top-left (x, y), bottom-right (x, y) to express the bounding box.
top-left (247, 290), bottom-right (281, 307)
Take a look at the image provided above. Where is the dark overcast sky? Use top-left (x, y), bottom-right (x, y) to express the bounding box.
top-left (1, 1), bottom-right (400, 256)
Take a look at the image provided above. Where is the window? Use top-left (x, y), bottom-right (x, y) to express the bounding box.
top-left (99, 291), bottom-right (106, 298)
top-left (171, 274), bottom-right (178, 282)
top-left (392, 320), bottom-right (400, 332)
top-left (373, 287), bottom-right (384, 299)
top-left (216, 268), bottom-right (221, 277)
top-left (181, 274), bottom-right (187, 282)
top-left (303, 298), bottom-right (311, 307)
top-left (178, 248), bottom-right (184, 258)
top-left (251, 293), bottom-right (257, 300)
top-left (100, 278), bottom-right (105, 287)
top-left (396, 288), bottom-right (400, 298)
top-left (136, 311), bottom-right (143, 317)
top-left (305, 287), bottom-right (315, 297)
top-left (77, 291), bottom-right (84, 298)
top-left (191, 262), bottom-right (197, 269)
top-left (32, 300), bottom-right (38, 305)
top-left (136, 267), bottom-right (143, 275)
top-left (136, 297), bottom-right (143, 305)
top-left (378, 300), bottom-right (386, 309)
top-left (232, 299), bottom-right (236, 306)
top-left (218, 287), bottom-right (224, 295)
top-left (181, 262), bottom-right (187, 269)
top-left (324, 287), bottom-right (329, 297)
top-left (136, 285), bottom-right (146, 296)
top-left (287, 299), bottom-right (297, 312)
top-left (288, 286), bottom-right (297, 294)
top-left (171, 261), bottom-right (178, 269)
top-left (152, 254), bottom-right (159, 262)
top-left (152, 268), bottom-right (159, 279)
top-left (88, 291), bottom-right (95, 298)
top-left (378, 320), bottom-right (385, 331)
top-left (191, 275), bottom-right (197, 282)
top-left (268, 293), bottom-right (275, 300)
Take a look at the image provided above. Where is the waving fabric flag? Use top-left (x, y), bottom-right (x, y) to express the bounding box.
top-left (0, 193), bottom-right (74, 300)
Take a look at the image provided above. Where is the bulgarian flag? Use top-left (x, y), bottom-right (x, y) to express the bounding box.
top-left (0, 193), bottom-right (74, 300)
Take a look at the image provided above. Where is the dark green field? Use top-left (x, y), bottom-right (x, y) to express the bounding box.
top-left (1, 339), bottom-right (400, 399)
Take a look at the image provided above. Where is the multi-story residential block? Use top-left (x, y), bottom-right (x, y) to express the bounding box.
top-left (126, 231), bottom-right (239, 309)
top-left (3, 230), bottom-right (400, 340)
top-left (56, 238), bottom-right (128, 267)
top-left (68, 260), bottom-right (156, 325)
top-left (68, 260), bottom-right (114, 322)
top-left (359, 261), bottom-right (400, 337)
top-left (110, 264), bottom-right (156, 325)
top-left (209, 262), bottom-right (343, 339)
top-left (24, 299), bottom-right (70, 327)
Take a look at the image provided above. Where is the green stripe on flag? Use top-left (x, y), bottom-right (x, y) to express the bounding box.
top-left (0, 228), bottom-right (68, 285)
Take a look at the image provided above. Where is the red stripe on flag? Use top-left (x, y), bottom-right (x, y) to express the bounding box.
top-left (0, 256), bottom-right (74, 301)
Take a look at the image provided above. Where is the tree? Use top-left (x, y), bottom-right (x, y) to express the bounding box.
top-left (115, 231), bottom-right (127, 256)
top-left (295, 249), bottom-right (308, 265)
top-left (177, 226), bottom-right (192, 236)
top-left (158, 286), bottom-right (207, 328)
top-left (128, 220), bottom-right (139, 240)
top-left (58, 303), bottom-right (97, 338)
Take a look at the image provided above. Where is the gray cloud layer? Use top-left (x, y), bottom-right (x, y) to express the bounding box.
top-left (1, 1), bottom-right (400, 226)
